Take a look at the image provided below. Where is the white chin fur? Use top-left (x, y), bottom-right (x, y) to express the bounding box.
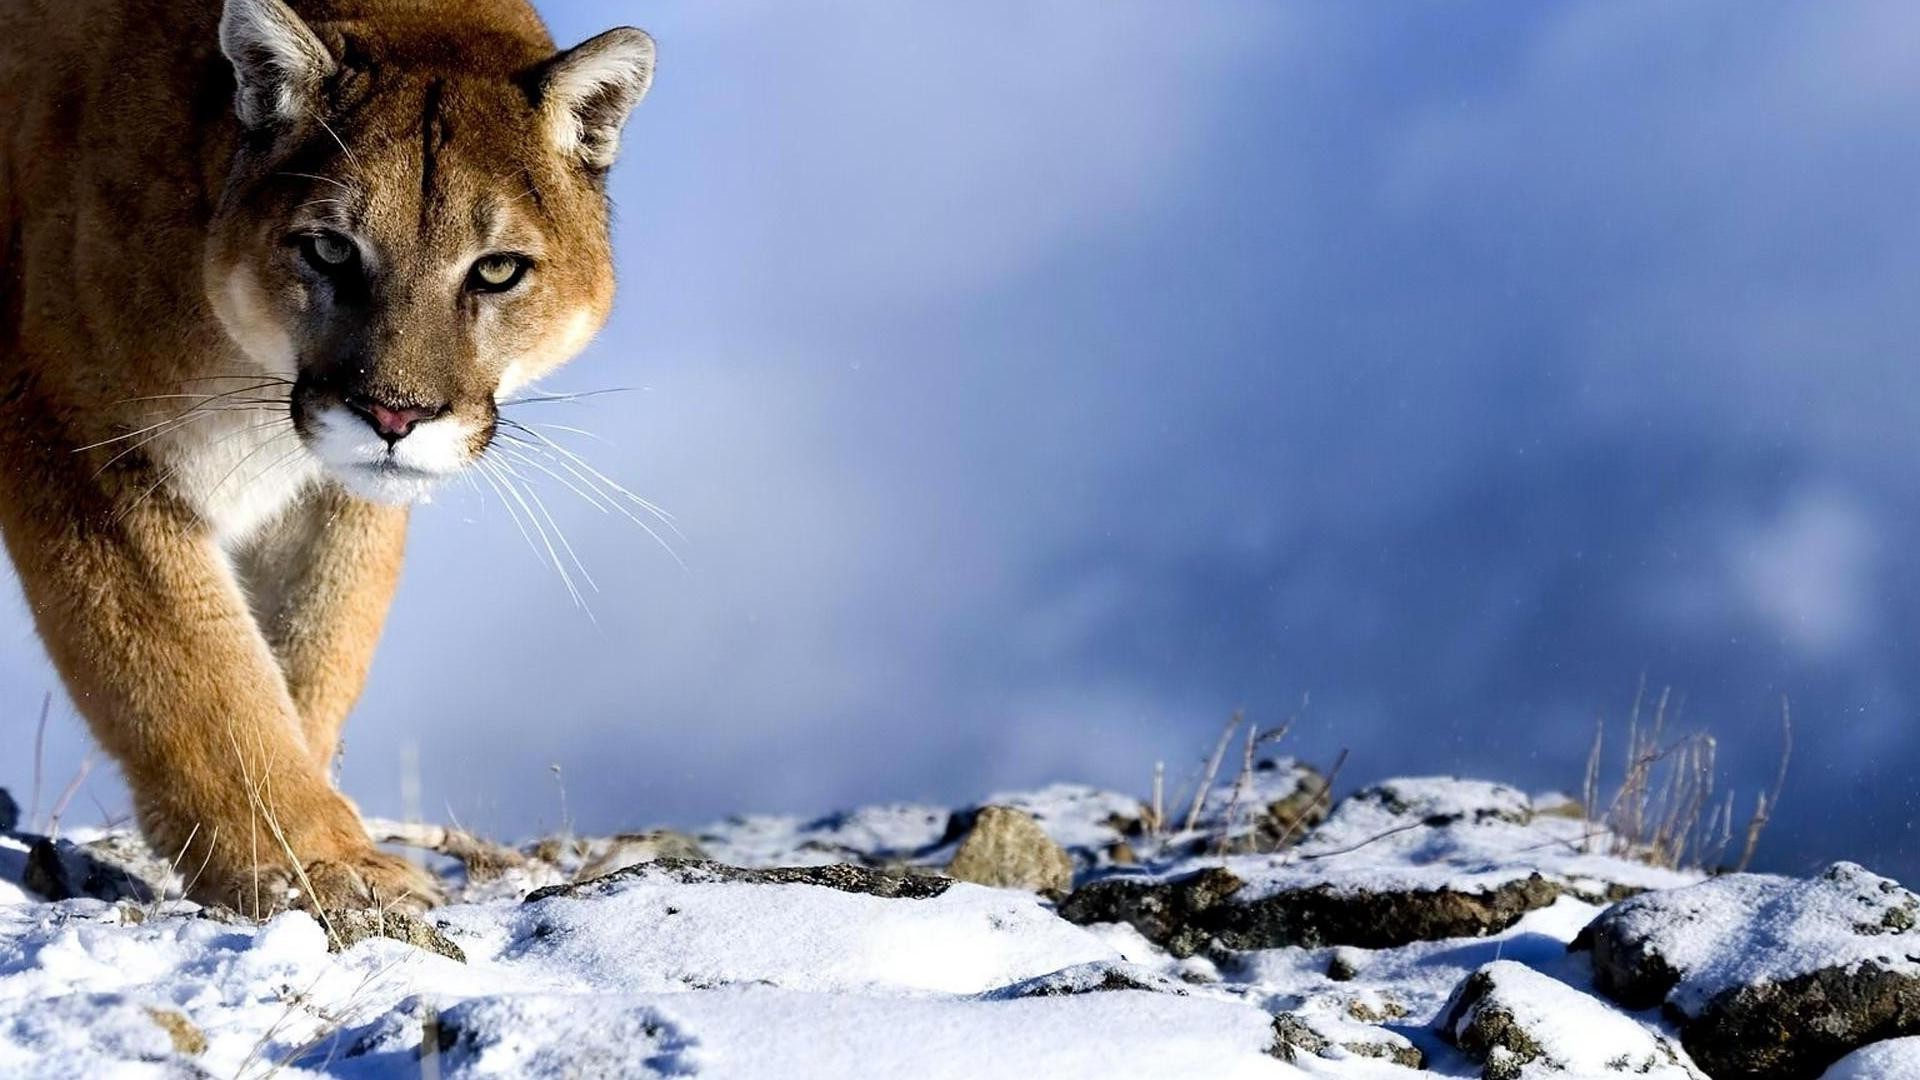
top-left (304, 404), bottom-right (473, 504)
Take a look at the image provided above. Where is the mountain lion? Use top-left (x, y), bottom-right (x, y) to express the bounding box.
top-left (0, 0), bottom-right (654, 912)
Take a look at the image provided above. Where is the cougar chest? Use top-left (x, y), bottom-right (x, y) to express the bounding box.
top-left (155, 403), bottom-right (321, 549)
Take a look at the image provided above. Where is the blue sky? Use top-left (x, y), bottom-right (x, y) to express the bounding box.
top-left (7, 2), bottom-right (1920, 877)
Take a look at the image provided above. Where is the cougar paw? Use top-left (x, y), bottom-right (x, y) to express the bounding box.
top-left (298, 848), bottom-right (445, 914)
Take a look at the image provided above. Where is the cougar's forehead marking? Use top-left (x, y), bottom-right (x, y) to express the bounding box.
top-left (417, 78), bottom-right (448, 239)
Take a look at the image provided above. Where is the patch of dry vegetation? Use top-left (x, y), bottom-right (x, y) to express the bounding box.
top-left (1579, 680), bottom-right (1792, 873)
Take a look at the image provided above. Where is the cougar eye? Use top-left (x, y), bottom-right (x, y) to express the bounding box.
top-left (299, 231), bottom-right (358, 272)
top-left (468, 253), bottom-right (530, 293)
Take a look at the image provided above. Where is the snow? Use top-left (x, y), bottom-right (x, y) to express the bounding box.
top-left (448, 866), bottom-right (1116, 995)
top-left (1096, 774), bottom-right (1696, 902)
top-left (0, 871), bottom-right (1286, 1078)
top-left (1824, 1037), bottom-right (1920, 1079)
top-left (0, 774), bottom-right (1830, 1078)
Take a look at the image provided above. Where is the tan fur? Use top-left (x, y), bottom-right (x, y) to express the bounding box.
top-left (0, 0), bottom-right (653, 913)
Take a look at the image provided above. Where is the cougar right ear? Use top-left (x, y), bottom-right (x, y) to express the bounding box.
top-left (220, 0), bottom-right (336, 129)
top-left (537, 28), bottom-right (656, 171)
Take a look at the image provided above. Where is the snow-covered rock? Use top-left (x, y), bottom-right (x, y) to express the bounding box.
top-left (1054, 775), bottom-right (1696, 957)
top-left (1439, 960), bottom-right (1699, 1079)
top-left (1578, 861), bottom-right (1920, 1078)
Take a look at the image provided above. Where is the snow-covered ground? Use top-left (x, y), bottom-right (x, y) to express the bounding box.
top-left (1, 767), bottom-right (1915, 1078)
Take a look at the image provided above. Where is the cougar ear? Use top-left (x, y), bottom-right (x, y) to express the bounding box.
top-left (538, 28), bottom-right (656, 171)
top-left (219, 0), bottom-right (336, 129)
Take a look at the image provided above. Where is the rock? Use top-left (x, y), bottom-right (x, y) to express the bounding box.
top-left (1254, 760), bottom-right (1333, 847)
top-left (526, 857), bottom-right (954, 903)
top-left (940, 785), bottom-right (1148, 868)
top-left (1212, 873), bottom-right (1564, 951)
top-left (983, 961), bottom-right (1190, 1000)
top-left (1685, 966), bottom-right (1920, 1080)
top-left (945, 806), bottom-right (1075, 895)
top-left (1269, 1012), bottom-right (1423, 1070)
top-left (1441, 961), bottom-right (1698, 1079)
top-left (1575, 862), bottom-right (1920, 1079)
top-left (575, 830), bottom-right (710, 881)
top-left (0, 788), bottom-right (16, 832)
top-left (321, 909), bottom-right (467, 963)
top-left (1326, 947), bottom-right (1364, 982)
top-left (1059, 864), bottom-right (1562, 957)
top-left (1531, 792), bottom-right (1588, 820)
top-left (1268, 1013), bottom-right (1330, 1062)
top-left (145, 1007), bottom-right (206, 1056)
top-left (1344, 993), bottom-right (1407, 1024)
top-left (1346, 1038), bottom-right (1424, 1069)
top-left (1057, 866), bottom-right (1246, 957)
top-left (21, 836), bottom-right (159, 903)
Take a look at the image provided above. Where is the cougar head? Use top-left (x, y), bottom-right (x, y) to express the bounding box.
top-left (203, 0), bottom-right (653, 503)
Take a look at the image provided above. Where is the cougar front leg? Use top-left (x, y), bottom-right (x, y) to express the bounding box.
top-left (0, 473), bottom-right (435, 915)
top-left (237, 486), bottom-right (408, 776)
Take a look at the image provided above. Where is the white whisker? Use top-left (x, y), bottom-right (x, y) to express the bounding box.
top-left (476, 459), bottom-right (582, 609)
top-left (502, 422), bottom-right (683, 535)
top-left (492, 431), bottom-right (685, 569)
top-left (494, 455), bottom-right (600, 596)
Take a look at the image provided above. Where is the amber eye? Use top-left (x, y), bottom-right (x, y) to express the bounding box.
top-left (300, 231), bottom-right (358, 272)
top-left (468, 253), bottom-right (530, 293)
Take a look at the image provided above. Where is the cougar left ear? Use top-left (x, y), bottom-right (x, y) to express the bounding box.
top-left (538, 28), bottom-right (656, 171)
top-left (220, 0), bottom-right (337, 129)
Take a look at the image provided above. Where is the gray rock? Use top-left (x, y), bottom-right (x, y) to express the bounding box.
top-left (320, 909), bottom-right (467, 963)
top-left (21, 835), bottom-right (160, 903)
top-left (1575, 862), bottom-right (1920, 1079)
top-left (1056, 866), bottom-right (1246, 957)
top-left (983, 961), bottom-right (1189, 1000)
top-left (1268, 1013), bottom-right (1330, 1062)
top-left (1326, 947), bottom-right (1365, 982)
top-left (1345, 1038), bottom-right (1424, 1070)
top-left (945, 806), bottom-right (1075, 895)
top-left (1684, 965), bottom-right (1920, 1080)
top-left (1059, 865), bottom-right (1562, 957)
top-left (1270, 1012), bottom-right (1424, 1070)
top-left (526, 857), bottom-right (953, 903)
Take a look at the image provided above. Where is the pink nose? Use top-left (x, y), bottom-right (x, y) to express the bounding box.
top-left (347, 398), bottom-right (442, 442)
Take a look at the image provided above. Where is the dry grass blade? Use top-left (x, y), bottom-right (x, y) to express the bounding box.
top-left (1182, 712), bottom-right (1243, 835)
top-left (28, 692), bottom-right (49, 832)
top-left (1211, 722), bottom-right (1260, 856)
top-left (1735, 696), bottom-right (1793, 873)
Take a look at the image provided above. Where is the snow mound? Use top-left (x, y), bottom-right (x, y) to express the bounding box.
top-left (1824, 1037), bottom-right (1920, 1079)
top-left (449, 862), bottom-right (1116, 995)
